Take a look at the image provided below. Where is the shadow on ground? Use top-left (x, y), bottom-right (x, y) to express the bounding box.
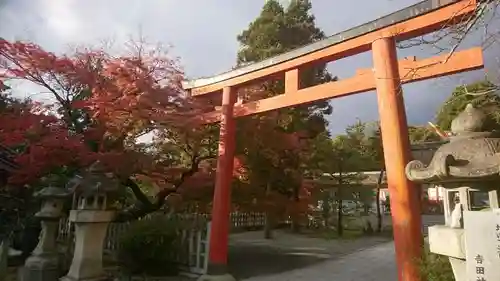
top-left (228, 244), bottom-right (331, 279)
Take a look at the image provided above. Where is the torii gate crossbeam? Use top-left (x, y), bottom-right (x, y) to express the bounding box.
top-left (182, 1), bottom-right (482, 281)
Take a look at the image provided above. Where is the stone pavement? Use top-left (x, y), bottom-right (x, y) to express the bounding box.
top-left (241, 241), bottom-right (397, 281)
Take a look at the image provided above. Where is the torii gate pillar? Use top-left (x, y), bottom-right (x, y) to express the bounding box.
top-left (372, 36), bottom-right (422, 281)
top-left (203, 86), bottom-right (237, 281)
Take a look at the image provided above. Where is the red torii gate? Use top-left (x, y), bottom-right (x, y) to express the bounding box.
top-left (182, 1), bottom-right (482, 281)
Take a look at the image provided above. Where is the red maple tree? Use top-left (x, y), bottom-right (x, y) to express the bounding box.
top-left (0, 39), bottom-right (217, 220)
top-left (0, 39), bottom-right (319, 222)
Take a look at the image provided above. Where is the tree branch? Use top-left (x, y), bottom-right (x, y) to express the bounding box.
top-left (114, 154), bottom-right (215, 222)
top-left (122, 177), bottom-right (151, 206)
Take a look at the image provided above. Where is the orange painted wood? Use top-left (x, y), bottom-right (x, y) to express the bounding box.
top-left (208, 86), bottom-right (236, 269)
top-left (195, 47), bottom-right (483, 124)
top-left (190, 0), bottom-right (476, 96)
top-left (373, 37), bottom-right (422, 281)
top-left (285, 69), bottom-right (300, 93)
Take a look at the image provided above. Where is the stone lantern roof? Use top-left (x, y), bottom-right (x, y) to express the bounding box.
top-left (69, 161), bottom-right (120, 197)
top-left (35, 186), bottom-right (71, 199)
top-left (405, 104), bottom-right (500, 184)
top-left (35, 176), bottom-right (71, 199)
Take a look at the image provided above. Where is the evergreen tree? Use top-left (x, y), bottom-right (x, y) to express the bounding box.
top-left (237, 0), bottom-right (334, 116)
top-left (235, 0), bottom-right (335, 235)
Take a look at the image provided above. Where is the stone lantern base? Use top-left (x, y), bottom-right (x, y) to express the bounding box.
top-left (60, 210), bottom-right (115, 281)
top-left (19, 253), bottom-right (61, 281)
top-left (19, 217), bottom-right (64, 281)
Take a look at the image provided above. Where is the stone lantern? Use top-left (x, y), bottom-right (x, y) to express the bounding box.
top-left (405, 104), bottom-right (500, 281)
top-left (20, 176), bottom-right (71, 281)
top-left (61, 161), bottom-right (120, 281)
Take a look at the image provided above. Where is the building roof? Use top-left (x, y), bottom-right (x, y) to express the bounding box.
top-left (305, 171), bottom-right (386, 186)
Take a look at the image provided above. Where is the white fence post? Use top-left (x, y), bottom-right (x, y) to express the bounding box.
top-left (201, 221), bottom-right (211, 274)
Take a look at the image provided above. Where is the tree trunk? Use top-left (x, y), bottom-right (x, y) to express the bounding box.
top-left (376, 169), bottom-right (385, 233)
top-left (291, 211), bottom-right (300, 233)
top-left (291, 186), bottom-right (301, 233)
top-left (264, 212), bottom-right (274, 239)
top-left (264, 183), bottom-right (274, 239)
top-left (335, 168), bottom-right (344, 237)
top-left (337, 198), bottom-right (343, 237)
top-left (375, 188), bottom-right (382, 233)
top-left (115, 155), bottom-right (212, 222)
top-left (322, 190), bottom-right (331, 228)
top-left (363, 203), bottom-right (369, 216)
top-left (336, 185), bottom-right (343, 237)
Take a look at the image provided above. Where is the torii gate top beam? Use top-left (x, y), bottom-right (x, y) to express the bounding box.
top-left (182, 0), bottom-right (477, 96)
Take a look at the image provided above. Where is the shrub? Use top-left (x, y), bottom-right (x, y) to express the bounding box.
top-left (419, 246), bottom-right (455, 281)
top-left (117, 216), bottom-right (181, 276)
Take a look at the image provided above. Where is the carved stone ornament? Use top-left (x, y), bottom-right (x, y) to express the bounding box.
top-left (405, 104), bottom-right (500, 183)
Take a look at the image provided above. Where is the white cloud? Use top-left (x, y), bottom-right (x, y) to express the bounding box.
top-left (41, 0), bottom-right (81, 41)
top-left (0, 0), bottom-right (259, 77)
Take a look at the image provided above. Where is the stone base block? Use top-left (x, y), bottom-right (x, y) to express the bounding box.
top-left (428, 225), bottom-right (465, 259)
top-left (197, 274), bottom-right (236, 281)
top-left (19, 253), bottom-right (62, 281)
top-left (18, 265), bottom-right (60, 281)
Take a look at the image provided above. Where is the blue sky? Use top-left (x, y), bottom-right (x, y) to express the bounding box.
top-left (0, 0), bottom-right (498, 134)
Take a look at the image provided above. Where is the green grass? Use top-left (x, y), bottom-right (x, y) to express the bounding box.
top-left (419, 245), bottom-right (455, 281)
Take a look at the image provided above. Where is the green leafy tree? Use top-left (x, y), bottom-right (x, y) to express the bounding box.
top-left (236, 0), bottom-right (335, 235)
top-left (408, 126), bottom-right (442, 144)
top-left (435, 79), bottom-right (500, 131)
top-left (326, 121), bottom-right (387, 232)
top-left (339, 122), bottom-right (384, 234)
top-left (344, 121), bottom-right (385, 232)
top-left (309, 126), bottom-right (366, 236)
top-left (349, 121), bottom-right (440, 231)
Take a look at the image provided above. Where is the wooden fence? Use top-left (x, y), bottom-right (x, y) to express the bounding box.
top-left (230, 212), bottom-right (266, 230)
top-left (57, 212), bottom-right (266, 275)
